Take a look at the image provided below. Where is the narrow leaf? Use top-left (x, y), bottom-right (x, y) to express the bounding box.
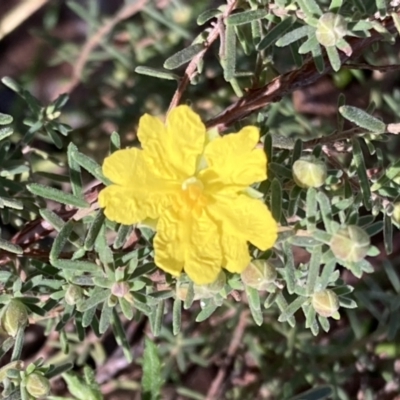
top-left (257, 16), bottom-right (295, 50)
top-left (339, 106), bottom-right (386, 133)
top-left (164, 43), bottom-right (204, 70)
top-left (27, 183), bottom-right (89, 208)
top-left (226, 9), bottom-right (268, 26)
top-left (135, 66), bottom-right (179, 81)
top-left (142, 338), bottom-right (163, 400)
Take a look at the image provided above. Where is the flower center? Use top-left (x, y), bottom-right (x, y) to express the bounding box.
top-left (181, 177), bottom-right (207, 214)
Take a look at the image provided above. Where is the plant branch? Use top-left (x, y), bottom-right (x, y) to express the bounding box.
top-left (167, 0), bottom-right (238, 113)
top-left (205, 13), bottom-right (399, 131)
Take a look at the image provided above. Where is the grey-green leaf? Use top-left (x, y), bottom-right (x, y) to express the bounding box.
top-left (339, 106), bottom-right (386, 133)
top-left (142, 338), bottom-right (163, 400)
top-left (226, 9), bottom-right (268, 26)
top-left (164, 43), bottom-right (204, 70)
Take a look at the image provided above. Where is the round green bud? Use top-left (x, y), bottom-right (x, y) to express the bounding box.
top-left (1, 299), bottom-right (29, 338)
top-left (241, 260), bottom-right (277, 291)
top-left (330, 225), bottom-right (370, 263)
top-left (111, 281), bottom-right (130, 298)
top-left (392, 202), bottom-right (400, 225)
top-left (292, 156), bottom-right (327, 188)
top-left (194, 271), bottom-right (226, 299)
top-left (26, 372), bottom-right (50, 398)
top-left (312, 289), bottom-right (340, 318)
top-left (316, 12), bottom-right (348, 47)
top-left (65, 284), bottom-right (84, 306)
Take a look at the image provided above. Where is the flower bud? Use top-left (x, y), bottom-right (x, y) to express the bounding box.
top-left (241, 260), bottom-right (277, 291)
top-left (392, 202), bottom-right (400, 225)
top-left (316, 12), bottom-right (348, 47)
top-left (26, 372), bottom-right (50, 398)
top-left (65, 284), bottom-right (84, 306)
top-left (111, 281), bottom-right (130, 298)
top-left (312, 289), bottom-right (339, 318)
top-left (292, 156), bottom-right (327, 188)
top-left (330, 225), bottom-right (370, 263)
top-left (193, 271), bottom-right (226, 299)
top-left (1, 299), bottom-right (28, 337)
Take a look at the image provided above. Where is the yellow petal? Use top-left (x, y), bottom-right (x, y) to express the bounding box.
top-left (154, 207), bottom-right (222, 284)
top-left (221, 235), bottom-right (251, 273)
top-left (154, 209), bottom-right (185, 277)
top-left (99, 148), bottom-right (178, 224)
top-left (204, 126), bottom-right (267, 187)
top-left (138, 105), bottom-right (206, 180)
top-left (207, 194), bottom-right (277, 251)
top-left (102, 147), bottom-right (143, 186)
top-left (184, 212), bottom-right (222, 285)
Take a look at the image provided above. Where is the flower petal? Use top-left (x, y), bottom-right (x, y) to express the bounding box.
top-left (154, 208), bottom-right (222, 284)
top-left (204, 126), bottom-right (267, 187)
top-left (184, 212), bottom-right (222, 284)
top-left (207, 194), bottom-right (277, 251)
top-left (154, 209), bottom-right (185, 277)
top-left (221, 235), bottom-right (251, 273)
top-left (138, 105), bottom-right (206, 180)
top-left (99, 148), bottom-right (178, 224)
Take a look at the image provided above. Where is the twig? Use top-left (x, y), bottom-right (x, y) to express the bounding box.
top-left (0, 0), bottom-right (49, 42)
top-left (205, 310), bottom-right (249, 400)
top-left (62, 0), bottom-right (148, 94)
top-left (205, 13), bottom-right (399, 131)
top-left (167, 1), bottom-right (238, 113)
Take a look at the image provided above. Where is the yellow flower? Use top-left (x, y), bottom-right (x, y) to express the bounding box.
top-left (98, 106), bottom-right (277, 284)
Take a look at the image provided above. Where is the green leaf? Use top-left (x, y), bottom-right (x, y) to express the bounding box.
top-left (67, 143), bottom-right (83, 197)
top-left (270, 178), bottom-right (282, 222)
top-left (99, 301), bottom-right (113, 334)
top-left (246, 286), bottom-right (263, 326)
top-left (27, 183), bottom-right (89, 208)
top-left (50, 220), bottom-right (74, 262)
top-left (142, 338), bottom-right (163, 400)
top-left (172, 298), bottom-right (182, 335)
top-left (0, 113), bottom-right (12, 125)
top-left (1, 77), bottom-right (21, 93)
top-left (135, 66), bottom-right (180, 81)
top-left (306, 187), bottom-right (317, 231)
top-left (339, 106), bottom-right (386, 133)
top-left (84, 210), bottom-right (106, 251)
top-left (306, 246), bottom-right (322, 295)
top-left (257, 16), bottom-right (295, 50)
top-left (0, 239), bottom-right (23, 255)
top-left (52, 259), bottom-right (101, 274)
top-left (0, 126), bottom-right (13, 141)
top-left (276, 26), bottom-right (313, 47)
top-left (326, 45), bottom-right (341, 71)
top-left (197, 9), bottom-right (222, 25)
top-left (226, 9), bottom-right (268, 25)
top-left (196, 301), bottom-right (218, 322)
top-left (384, 213), bottom-right (393, 255)
top-left (222, 24), bottom-right (236, 81)
top-left (352, 138), bottom-right (372, 210)
top-left (163, 43), bottom-right (204, 70)
top-left (112, 309), bottom-right (133, 362)
top-left (62, 372), bottom-right (103, 400)
top-left (283, 241), bottom-right (296, 294)
top-left (278, 296), bottom-right (308, 322)
top-left (70, 145), bottom-right (111, 185)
